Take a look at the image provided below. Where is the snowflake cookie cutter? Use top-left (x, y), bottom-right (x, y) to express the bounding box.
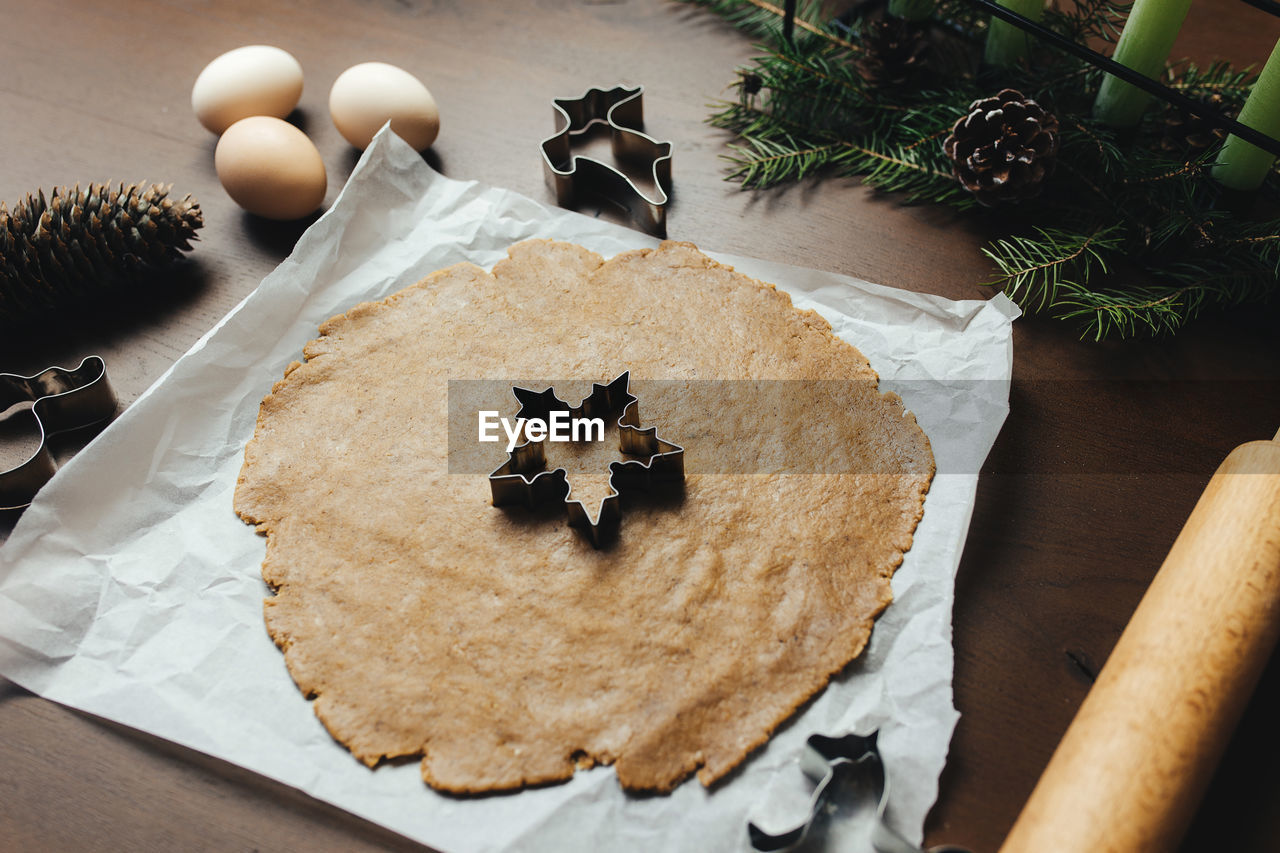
top-left (488, 371), bottom-right (684, 548)
top-left (540, 84), bottom-right (673, 236)
top-left (0, 355), bottom-right (117, 511)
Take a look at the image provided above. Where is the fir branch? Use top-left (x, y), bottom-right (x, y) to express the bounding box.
top-left (1059, 261), bottom-right (1276, 339)
top-left (1057, 119), bottom-right (1123, 170)
top-left (762, 45), bottom-right (864, 95)
top-left (1026, 64), bottom-right (1095, 104)
top-left (685, 0), bottom-right (1280, 339)
top-left (750, 43), bottom-right (871, 122)
top-left (983, 225), bottom-right (1125, 313)
top-left (1224, 230), bottom-right (1280, 255)
top-left (1122, 160), bottom-right (1203, 185)
top-left (720, 129), bottom-right (970, 205)
top-left (677, 0), bottom-right (856, 49)
top-left (722, 136), bottom-right (854, 186)
top-left (1166, 60), bottom-right (1258, 104)
top-left (1044, 0), bottom-right (1128, 45)
top-left (712, 41), bottom-right (876, 141)
top-left (1056, 282), bottom-right (1194, 338)
top-left (844, 138), bottom-right (973, 207)
top-left (1211, 219), bottom-right (1280, 273)
top-left (903, 127), bottom-right (952, 152)
top-left (710, 97), bottom-right (817, 141)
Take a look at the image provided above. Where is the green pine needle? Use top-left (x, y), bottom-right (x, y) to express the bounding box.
top-left (983, 226), bottom-right (1125, 313)
top-left (1166, 60), bottom-right (1258, 105)
top-left (723, 135), bottom-right (849, 186)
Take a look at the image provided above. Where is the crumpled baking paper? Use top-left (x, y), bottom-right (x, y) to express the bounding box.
top-left (0, 128), bottom-right (1016, 852)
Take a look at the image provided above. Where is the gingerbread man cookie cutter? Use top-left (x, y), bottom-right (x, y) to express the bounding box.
top-left (1, 355), bottom-right (117, 511)
top-left (488, 371), bottom-right (684, 548)
top-left (540, 84), bottom-right (674, 236)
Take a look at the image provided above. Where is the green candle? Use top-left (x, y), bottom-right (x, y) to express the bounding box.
top-left (1092, 0), bottom-right (1193, 127)
top-left (1213, 40), bottom-right (1280, 192)
top-left (984, 0), bottom-right (1045, 68)
top-left (887, 0), bottom-right (933, 22)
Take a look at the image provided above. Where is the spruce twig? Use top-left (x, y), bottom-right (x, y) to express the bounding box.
top-left (983, 225), bottom-right (1125, 313)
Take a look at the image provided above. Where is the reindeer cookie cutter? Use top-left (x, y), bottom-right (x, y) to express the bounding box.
top-left (540, 85), bottom-right (674, 236)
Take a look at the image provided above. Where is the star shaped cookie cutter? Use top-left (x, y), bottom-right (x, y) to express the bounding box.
top-left (540, 84), bottom-right (673, 236)
top-left (749, 731), bottom-right (972, 853)
top-left (488, 371), bottom-right (684, 548)
top-left (1, 355), bottom-right (117, 511)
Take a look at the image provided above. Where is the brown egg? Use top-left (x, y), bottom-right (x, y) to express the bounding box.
top-left (329, 62), bottom-right (440, 151)
top-left (214, 117), bottom-right (327, 220)
top-left (191, 45), bottom-right (304, 135)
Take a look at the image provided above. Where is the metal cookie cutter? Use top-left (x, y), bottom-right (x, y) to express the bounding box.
top-left (1, 356), bottom-right (117, 511)
top-left (488, 371), bottom-right (683, 548)
top-left (749, 731), bottom-right (972, 853)
top-left (540, 84), bottom-right (674, 236)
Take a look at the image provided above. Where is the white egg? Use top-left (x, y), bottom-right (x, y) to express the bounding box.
top-left (192, 45), bottom-right (304, 135)
top-left (329, 62), bottom-right (440, 151)
top-left (214, 116), bottom-right (327, 220)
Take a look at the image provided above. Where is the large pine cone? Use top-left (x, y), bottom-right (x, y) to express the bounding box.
top-left (0, 182), bottom-right (202, 327)
top-left (943, 89), bottom-right (1060, 206)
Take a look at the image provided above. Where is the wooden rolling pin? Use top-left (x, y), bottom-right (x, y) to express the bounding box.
top-left (1001, 430), bottom-right (1280, 853)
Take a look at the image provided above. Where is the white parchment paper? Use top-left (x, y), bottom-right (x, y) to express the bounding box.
top-left (0, 129), bottom-right (1016, 852)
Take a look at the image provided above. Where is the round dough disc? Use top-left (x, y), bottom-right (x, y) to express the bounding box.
top-left (235, 240), bottom-right (934, 793)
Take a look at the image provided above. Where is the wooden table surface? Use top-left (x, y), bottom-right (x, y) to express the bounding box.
top-left (3, 0), bottom-right (1279, 850)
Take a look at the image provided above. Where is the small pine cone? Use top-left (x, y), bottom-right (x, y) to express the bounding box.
top-left (1159, 93), bottom-right (1228, 155)
top-left (858, 17), bottom-right (930, 88)
top-left (943, 89), bottom-right (1060, 206)
top-left (0, 182), bottom-right (202, 328)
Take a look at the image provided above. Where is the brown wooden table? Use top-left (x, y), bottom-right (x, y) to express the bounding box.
top-left (3, 1), bottom-right (1279, 850)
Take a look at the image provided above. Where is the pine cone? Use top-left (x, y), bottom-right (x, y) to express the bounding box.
top-left (1159, 94), bottom-right (1228, 155)
top-left (943, 89), bottom-right (1060, 206)
top-left (0, 182), bottom-right (202, 327)
top-left (858, 17), bottom-right (930, 88)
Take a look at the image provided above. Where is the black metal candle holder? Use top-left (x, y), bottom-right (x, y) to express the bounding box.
top-left (965, 0), bottom-right (1280, 156)
top-left (783, 0), bottom-right (1280, 156)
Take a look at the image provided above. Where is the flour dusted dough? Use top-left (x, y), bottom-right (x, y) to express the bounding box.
top-left (234, 240), bottom-right (934, 793)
